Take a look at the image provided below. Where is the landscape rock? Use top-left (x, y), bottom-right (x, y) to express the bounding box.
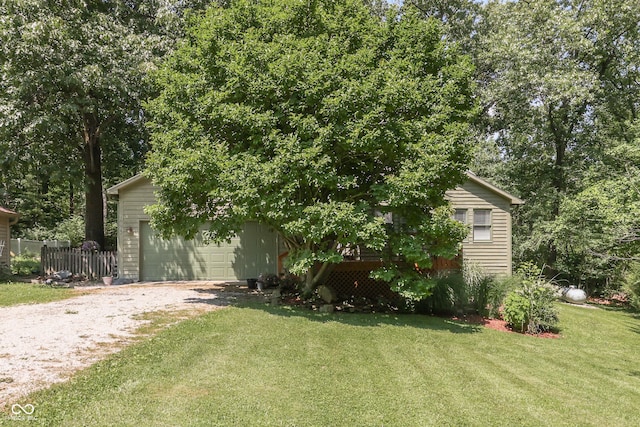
top-left (52, 270), bottom-right (72, 281)
top-left (317, 284), bottom-right (337, 303)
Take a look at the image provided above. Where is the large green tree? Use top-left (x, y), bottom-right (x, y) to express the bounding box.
top-left (476, 0), bottom-right (640, 284)
top-left (0, 0), bottom-right (206, 247)
top-left (145, 0), bottom-right (477, 295)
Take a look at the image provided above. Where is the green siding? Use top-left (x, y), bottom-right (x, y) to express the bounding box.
top-left (139, 221), bottom-right (277, 281)
top-left (446, 180), bottom-right (514, 275)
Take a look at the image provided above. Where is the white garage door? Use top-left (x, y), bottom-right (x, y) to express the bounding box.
top-left (140, 222), bottom-right (277, 281)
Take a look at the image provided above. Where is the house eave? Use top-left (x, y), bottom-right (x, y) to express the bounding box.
top-left (464, 171), bottom-right (524, 205)
top-left (0, 207), bottom-right (20, 224)
top-left (106, 174), bottom-right (149, 198)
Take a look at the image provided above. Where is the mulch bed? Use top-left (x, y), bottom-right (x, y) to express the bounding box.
top-left (450, 314), bottom-right (561, 339)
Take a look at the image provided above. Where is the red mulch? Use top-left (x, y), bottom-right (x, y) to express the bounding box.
top-left (451, 314), bottom-right (561, 339)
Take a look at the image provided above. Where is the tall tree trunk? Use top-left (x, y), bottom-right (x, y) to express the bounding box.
top-left (69, 180), bottom-right (74, 216)
top-left (83, 130), bottom-right (105, 249)
top-left (547, 105), bottom-right (569, 267)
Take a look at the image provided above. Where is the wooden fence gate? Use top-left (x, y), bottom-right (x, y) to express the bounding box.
top-left (41, 247), bottom-right (117, 279)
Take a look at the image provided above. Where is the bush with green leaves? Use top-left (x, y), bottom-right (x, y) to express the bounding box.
top-left (419, 272), bottom-right (467, 315)
top-left (623, 262), bottom-right (640, 311)
top-left (52, 215), bottom-right (85, 247)
top-left (502, 292), bottom-right (530, 332)
top-left (417, 263), bottom-right (497, 315)
top-left (485, 275), bottom-right (520, 319)
top-left (11, 250), bottom-right (41, 276)
top-left (502, 263), bottom-right (559, 334)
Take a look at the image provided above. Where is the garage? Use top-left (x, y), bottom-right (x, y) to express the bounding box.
top-left (139, 222), bottom-right (278, 281)
top-left (107, 175), bottom-right (279, 282)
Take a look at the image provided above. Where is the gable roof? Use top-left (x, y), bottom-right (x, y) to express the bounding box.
top-left (106, 174), bottom-right (149, 197)
top-left (0, 206), bottom-right (18, 216)
top-left (107, 172), bottom-right (525, 205)
top-left (0, 206), bottom-right (19, 224)
top-left (464, 171), bottom-right (524, 205)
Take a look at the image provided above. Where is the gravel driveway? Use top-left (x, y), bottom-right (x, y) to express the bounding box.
top-left (0, 282), bottom-right (248, 408)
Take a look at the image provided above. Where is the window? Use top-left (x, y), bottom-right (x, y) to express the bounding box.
top-left (473, 209), bottom-right (492, 241)
top-left (454, 209), bottom-right (469, 241)
top-left (453, 209), bottom-right (467, 224)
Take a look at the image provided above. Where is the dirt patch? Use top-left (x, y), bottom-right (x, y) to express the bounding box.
top-left (0, 281), bottom-right (259, 408)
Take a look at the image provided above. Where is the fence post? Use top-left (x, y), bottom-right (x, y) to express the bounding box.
top-left (40, 245), bottom-right (46, 276)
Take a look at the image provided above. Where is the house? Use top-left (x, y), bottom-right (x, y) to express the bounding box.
top-left (107, 172), bottom-right (522, 282)
top-left (0, 207), bottom-right (19, 267)
top-left (447, 172), bottom-right (524, 275)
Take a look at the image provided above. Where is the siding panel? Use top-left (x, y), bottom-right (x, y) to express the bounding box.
top-left (114, 177), bottom-right (278, 281)
top-left (446, 180), bottom-right (514, 275)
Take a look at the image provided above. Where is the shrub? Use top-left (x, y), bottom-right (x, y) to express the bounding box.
top-left (419, 264), bottom-right (499, 316)
top-left (0, 264), bottom-right (12, 281)
top-left (420, 272), bottom-right (467, 315)
top-left (11, 250), bottom-right (41, 276)
top-left (502, 292), bottom-right (530, 332)
top-left (52, 215), bottom-right (85, 247)
top-left (486, 275), bottom-right (520, 319)
top-left (623, 262), bottom-right (640, 311)
top-left (502, 262), bottom-right (559, 334)
top-left (463, 262), bottom-right (495, 315)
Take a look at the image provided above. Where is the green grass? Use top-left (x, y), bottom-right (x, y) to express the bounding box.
top-left (0, 282), bottom-right (77, 307)
top-left (4, 303), bottom-right (640, 426)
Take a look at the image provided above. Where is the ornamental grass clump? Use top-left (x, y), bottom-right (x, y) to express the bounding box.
top-left (502, 262), bottom-right (559, 334)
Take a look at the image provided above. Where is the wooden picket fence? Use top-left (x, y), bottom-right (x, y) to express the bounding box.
top-left (41, 247), bottom-right (117, 279)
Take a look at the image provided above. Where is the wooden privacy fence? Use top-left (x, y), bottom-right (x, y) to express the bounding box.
top-left (41, 247), bottom-right (117, 279)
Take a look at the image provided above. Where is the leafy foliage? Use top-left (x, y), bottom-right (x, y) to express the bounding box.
top-left (475, 0), bottom-right (640, 287)
top-left (10, 250), bottom-right (40, 276)
top-left (0, 0), bottom-right (207, 245)
top-left (145, 0), bottom-right (477, 294)
top-left (502, 263), bottom-right (559, 334)
top-left (502, 292), bottom-right (530, 333)
top-left (623, 262), bottom-right (640, 311)
top-left (485, 274), bottom-right (520, 319)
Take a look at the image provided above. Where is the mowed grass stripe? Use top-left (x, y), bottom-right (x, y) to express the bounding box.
top-left (11, 303), bottom-right (640, 427)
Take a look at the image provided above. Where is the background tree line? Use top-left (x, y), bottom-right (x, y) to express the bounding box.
top-left (1, 0), bottom-right (639, 295)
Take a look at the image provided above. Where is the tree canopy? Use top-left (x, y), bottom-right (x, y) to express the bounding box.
top-left (145, 0), bottom-right (478, 295)
top-left (0, 0), bottom-right (207, 247)
top-left (474, 0), bottom-right (640, 287)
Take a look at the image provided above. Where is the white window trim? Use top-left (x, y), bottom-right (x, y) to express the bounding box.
top-left (472, 209), bottom-right (492, 242)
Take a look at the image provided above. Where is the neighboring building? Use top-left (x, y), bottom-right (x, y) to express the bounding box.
top-left (0, 207), bottom-right (19, 267)
top-left (447, 172), bottom-right (524, 275)
top-left (107, 172), bottom-right (523, 282)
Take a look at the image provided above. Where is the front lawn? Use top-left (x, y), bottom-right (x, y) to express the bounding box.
top-left (0, 282), bottom-right (77, 307)
top-left (7, 303), bottom-right (640, 426)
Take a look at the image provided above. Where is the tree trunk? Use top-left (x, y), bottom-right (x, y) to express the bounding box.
top-left (69, 180), bottom-right (75, 216)
top-left (301, 261), bottom-right (337, 298)
top-left (83, 136), bottom-right (105, 249)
